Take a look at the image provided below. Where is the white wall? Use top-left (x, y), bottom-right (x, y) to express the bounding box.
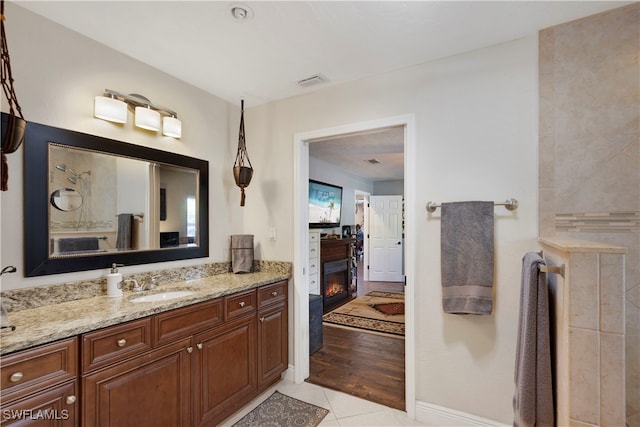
top-left (0, 4), bottom-right (242, 290)
top-left (245, 36), bottom-right (539, 423)
top-left (374, 179), bottom-right (404, 196)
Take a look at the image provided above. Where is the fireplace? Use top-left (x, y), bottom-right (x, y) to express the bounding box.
top-left (322, 258), bottom-right (349, 312)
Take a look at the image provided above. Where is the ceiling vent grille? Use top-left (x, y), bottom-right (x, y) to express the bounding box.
top-left (297, 74), bottom-right (326, 87)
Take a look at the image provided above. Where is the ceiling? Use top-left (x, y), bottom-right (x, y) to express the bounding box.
top-left (14, 1), bottom-right (631, 181)
top-left (309, 126), bottom-right (405, 181)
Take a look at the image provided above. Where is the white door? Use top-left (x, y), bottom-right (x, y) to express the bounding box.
top-left (368, 195), bottom-right (404, 282)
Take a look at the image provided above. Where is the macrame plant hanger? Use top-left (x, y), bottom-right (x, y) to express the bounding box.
top-left (233, 99), bottom-right (253, 206)
top-left (1, 0), bottom-right (27, 192)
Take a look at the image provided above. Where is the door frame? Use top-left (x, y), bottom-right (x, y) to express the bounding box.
top-left (292, 114), bottom-right (416, 418)
top-left (354, 190), bottom-right (370, 281)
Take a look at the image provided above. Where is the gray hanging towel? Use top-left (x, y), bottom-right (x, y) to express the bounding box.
top-left (513, 252), bottom-right (554, 427)
top-left (441, 201), bottom-right (494, 314)
top-left (58, 237), bottom-right (99, 253)
top-left (231, 234), bottom-right (254, 274)
top-left (116, 213), bottom-right (133, 250)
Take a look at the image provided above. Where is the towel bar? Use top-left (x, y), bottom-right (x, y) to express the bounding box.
top-left (426, 198), bottom-right (518, 213)
top-left (536, 251), bottom-right (565, 277)
top-left (539, 264), bottom-right (565, 277)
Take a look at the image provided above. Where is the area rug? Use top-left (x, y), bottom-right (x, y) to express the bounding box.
top-left (232, 391), bottom-right (329, 427)
top-left (322, 291), bottom-right (404, 337)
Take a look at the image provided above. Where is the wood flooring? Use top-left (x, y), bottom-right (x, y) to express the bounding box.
top-left (307, 325), bottom-right (405, 410)
top-left (307, 259), bottom-right (406, 411)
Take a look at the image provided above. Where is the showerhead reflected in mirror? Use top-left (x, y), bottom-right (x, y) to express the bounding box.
top-left (50, 188), bottom-right (83, 211)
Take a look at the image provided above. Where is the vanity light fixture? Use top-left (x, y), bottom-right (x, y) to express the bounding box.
top-left (94, 89), bottom-right (181, 138)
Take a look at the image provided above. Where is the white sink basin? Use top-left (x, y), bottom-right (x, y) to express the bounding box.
top-left (130, 291), bottom-right (195, 303)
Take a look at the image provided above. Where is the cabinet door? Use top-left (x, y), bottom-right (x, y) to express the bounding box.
top-left (0, 380), bottom-right (78, 426)
top-left (257, 303), bottom-right (288, 387)
top-left (193, 315), bottom-right (257, 427)
top-left (82, 338), bottom-right (192, 427)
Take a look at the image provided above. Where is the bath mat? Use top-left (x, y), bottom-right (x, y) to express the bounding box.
top-left (232, 391), bottom-right (329, 427)
top-left (323, 291), bottom-right (404, 337)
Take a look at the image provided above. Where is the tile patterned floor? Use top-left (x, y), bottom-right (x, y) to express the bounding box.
top-left (220, 379), bottom-right (426, 426)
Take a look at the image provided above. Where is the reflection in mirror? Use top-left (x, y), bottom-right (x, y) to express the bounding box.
top-left (50, 188), bottom-right (83, 212)
top-left (48, 144), bottom-right (199, 258)
top-left (12, 112), bottom-right (209, 277)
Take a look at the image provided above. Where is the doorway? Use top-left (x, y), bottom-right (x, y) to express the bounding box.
top-left (292, 114), bottom-right (416, 418)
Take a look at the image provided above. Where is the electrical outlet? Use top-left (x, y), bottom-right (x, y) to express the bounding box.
top-left (269, 227), bottom-right (277, 241)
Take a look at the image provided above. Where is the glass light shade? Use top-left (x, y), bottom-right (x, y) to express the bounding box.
top-left (94, 96), bottom-right (127, 123)
top-left (134, 106), bottom-right (161, 131)
top-left (162, 116), bottom-right (182, 138)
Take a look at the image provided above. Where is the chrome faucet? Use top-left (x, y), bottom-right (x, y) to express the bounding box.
top-left (124, 276), bottom-right (160, 292)
top-left (150, 275), bottom-right (160, 290)
top-left (123, 278), bottom-right (143, 292)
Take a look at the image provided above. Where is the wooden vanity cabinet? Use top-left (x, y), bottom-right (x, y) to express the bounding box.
top-left (193, 314), bottom-right (257, 426)
top-left (257, 281), bottom-right (288, 386)
top-left (81, 338), bottom-right (192, 427)
top-left (0, 337), bottom-right (78, 426)
top-left (3, 280), bottom-right (288, 427)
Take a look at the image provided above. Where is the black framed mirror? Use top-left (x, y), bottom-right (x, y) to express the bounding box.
top-left (2, 113), bottom-right (209, 276)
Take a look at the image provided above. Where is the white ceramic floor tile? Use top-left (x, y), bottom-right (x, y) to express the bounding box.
top-left (217, 379), bottom-right (424, 427)
top-left (336, 408), bottom-right (407, 426)
top-left (276, 380), bottom-right (332, 409)
top-left (322, 387), bottom-right (392, 419)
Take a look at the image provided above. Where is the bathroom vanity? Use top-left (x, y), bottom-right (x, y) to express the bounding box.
top-left (0, 271), bottom-right (289, 426)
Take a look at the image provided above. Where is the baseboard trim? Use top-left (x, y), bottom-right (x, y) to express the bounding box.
top-left (282, 364), bottom-right (295, 382)
top-left (415, 401), bottom-right (509, 427)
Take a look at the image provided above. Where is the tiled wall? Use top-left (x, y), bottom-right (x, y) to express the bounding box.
top-left (541, 239), bottom-right (626, 426)
top-left (538, 4), bottom-right (640, 426)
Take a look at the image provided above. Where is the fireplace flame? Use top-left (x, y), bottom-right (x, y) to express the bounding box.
top-left (325, 282), bottom-right (345, 298)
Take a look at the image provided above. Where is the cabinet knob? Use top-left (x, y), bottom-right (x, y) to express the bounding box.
top-left (9, 372), bottom-right (23, 383)
top-left (66, 395), bottom-right (77, 405)
top-left (259, 317), bottom-right (265, 323)
top-left (197, 343), bottom-right (203, 350)
top-left (186, 346), bottom-right (193, 353)
top-left (117, 339), bottom-right (127, 347)
top-left (271, 291), bottom-right (278, 297)
top-left (239, 301), bottom-right (246, 308)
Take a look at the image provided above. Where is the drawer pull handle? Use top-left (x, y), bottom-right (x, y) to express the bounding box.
top-left (66, 395), bottom-right (76, 405)
top-left (271, 291), bottom-right (278, 297)
top-left (260, 317), bottom-right (265, 323)
top-left (117, 339), bottom-right (127, 347)
top-left (186, 346), bottom-right (193, 353)
top-left (9, 372), bottom-right (23, 383)
top-left (197, 343), bottom-right (203, 350)
top-left (239, 301), bottom-right (246, 308)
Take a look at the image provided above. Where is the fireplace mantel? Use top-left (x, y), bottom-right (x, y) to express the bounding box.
top-left (320, 238), bottom-right (355, 312)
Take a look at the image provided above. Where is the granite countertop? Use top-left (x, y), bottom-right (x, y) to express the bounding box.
top-left (0, 270), bottom-right (290, 355)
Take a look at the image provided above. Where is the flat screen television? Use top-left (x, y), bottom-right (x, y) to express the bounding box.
top-left (309, 179), bottom-right (343, 229)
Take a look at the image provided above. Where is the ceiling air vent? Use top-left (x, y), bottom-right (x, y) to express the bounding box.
top-left (366, 158), bottom-right (381, 165)
top-left (297, 74), bottom-right (326, 88)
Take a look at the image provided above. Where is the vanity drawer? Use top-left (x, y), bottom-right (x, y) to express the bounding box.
top-left (81, 318), bottom-right (152, 373)
top-left (225, 290), bottom-right (257, 320)
top-left (1, 337), bottom-right (78, 403)
top-left (154, 298), bottom-right (223, 346)
top-left (258, 281), bottom-right (288, 308)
